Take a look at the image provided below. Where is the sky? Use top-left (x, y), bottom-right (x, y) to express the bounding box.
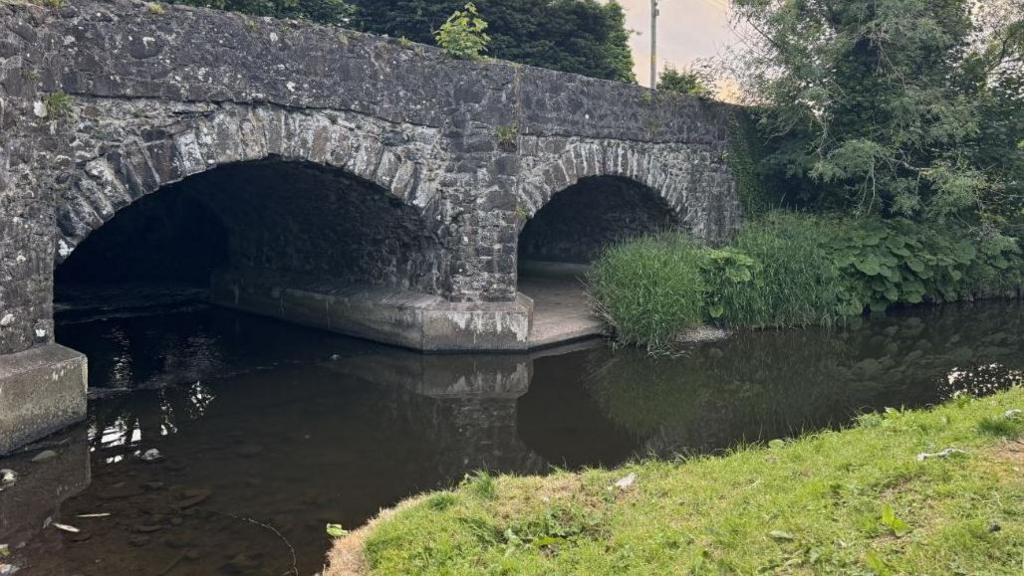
top-left (617, 0), bottom-right (741, 88)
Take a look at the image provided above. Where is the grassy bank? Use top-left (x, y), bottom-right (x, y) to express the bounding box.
top-left (328, 387), bottom-right (1024, 575)
top-left (589, 213), bottom-right (1024, 352)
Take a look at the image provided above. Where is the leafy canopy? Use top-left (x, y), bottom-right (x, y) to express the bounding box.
top-left (657, 65), bottom-right (713, 98)
top-left (351, 0), bottom-right (635, 82)
top-left (732, 0), bottom-right (1023, 225)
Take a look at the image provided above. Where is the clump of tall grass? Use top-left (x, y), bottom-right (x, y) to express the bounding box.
top-left (589, 234), bottom-right (705, 352)
top-left (714, 212), bottom-right (847, 328)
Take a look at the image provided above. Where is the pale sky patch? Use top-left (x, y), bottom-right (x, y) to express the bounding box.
top-left (616, 0), bottom-right (742, 87)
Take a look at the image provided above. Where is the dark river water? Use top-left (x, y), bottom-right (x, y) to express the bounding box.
top-left (2, 298), bottom-right (1023, 575)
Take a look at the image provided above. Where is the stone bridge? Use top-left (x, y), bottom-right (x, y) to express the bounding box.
top-left (0, 0), bottom-right (741, 453)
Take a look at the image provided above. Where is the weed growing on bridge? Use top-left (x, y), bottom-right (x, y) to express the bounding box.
top-left (434, 3), bottom-right (490, 61)
top-left (43, 91), bottom-right (72, 119)
top-left (495, 124), bottom-right (518, 151)
top-left (145, 2), bottom-right (165, 15)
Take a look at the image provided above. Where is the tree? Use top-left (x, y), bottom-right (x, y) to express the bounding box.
top-left (434, 2), bottom-right (491, 60)
top-left (658, 65), bottom-right (713, 97)
top-left (732, 0), bottom-right (1021, 224)
top-left (350, 0), bottom-right (636, 82)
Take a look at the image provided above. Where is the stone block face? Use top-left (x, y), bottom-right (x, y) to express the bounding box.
top-left (0, 344), bottom-right (87, 456)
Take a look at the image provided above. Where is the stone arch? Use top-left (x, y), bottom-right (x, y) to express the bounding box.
top-left (516, 139), bottom-right (738, 244)
top-left (55, 101), bottom-right (448, 295)
top-left (56, 102), bottom-right (439, 264)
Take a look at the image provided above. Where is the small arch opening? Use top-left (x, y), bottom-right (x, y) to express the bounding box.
top-left (518, 176), bottom-right (681, 265)
top-left (516, 175), bottom-right (683, 344)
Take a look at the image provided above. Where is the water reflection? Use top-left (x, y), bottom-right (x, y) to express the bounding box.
top-left (0, 428), bottom-right (90, 575)
top-left (1, 301), bottom-right (1020, 574)
top-left (579, 304), bottom-right (1024, 456)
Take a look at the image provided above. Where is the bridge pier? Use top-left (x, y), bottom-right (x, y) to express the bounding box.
top-left (210, 270), bottom-right (535, 352)
top-left (0, 345), bottom-right (87, 456)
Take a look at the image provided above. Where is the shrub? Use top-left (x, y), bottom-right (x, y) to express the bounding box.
top-left (830, 220), bottom-right (1024, 313)
top-left (589, 234), bottom-right (706, 352)
top-left (434, 2), bottom-right (490, 61)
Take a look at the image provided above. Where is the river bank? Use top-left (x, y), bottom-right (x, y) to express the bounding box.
top-left (327, 386), bottom-right (1024, 575)
top-left (589, 213), bottom-right (1024, 353)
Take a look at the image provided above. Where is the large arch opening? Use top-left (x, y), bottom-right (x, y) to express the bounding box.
top-left (516, 176), bottom-right (683, 345)
top-left (54, 158), bottom-right (447, 385)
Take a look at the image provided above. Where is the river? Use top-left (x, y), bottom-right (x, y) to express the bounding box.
top-left (2, 297), bottom-right (1022, 575)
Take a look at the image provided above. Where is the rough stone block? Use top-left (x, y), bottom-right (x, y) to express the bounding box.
top-left (0, 344), bottom-right (87, 456)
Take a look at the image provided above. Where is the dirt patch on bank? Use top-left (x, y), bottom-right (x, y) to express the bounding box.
top-left (322, 496), bottom-right (428, 576)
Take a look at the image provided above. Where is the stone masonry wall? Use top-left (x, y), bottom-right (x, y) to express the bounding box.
top-left (0, 0), bottom-right (742, 357)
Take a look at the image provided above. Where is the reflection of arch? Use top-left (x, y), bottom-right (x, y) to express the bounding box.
top-left (56, 103), bottom-right (436, 263)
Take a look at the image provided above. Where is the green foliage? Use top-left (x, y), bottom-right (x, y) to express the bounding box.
top-left (732, 0), bottom-right (1022, 225)
top-left (879, 504), bottom-right (911, 536)
top-left (146, 2), bottom-right (166, 14)
top-left (699, 248), bottom-right (756, 320)
top-left (434, 2), bottom-right (490, 60)
top-left (171, 0), bottom-right (356, 25)
top-left (44, 91), bottom-right (72, 118)
top-left (350, 0), bottom-right (635, 82)
top-left (977, 414), bottom-right (1024, 438)
top-left (426, 492), bottom-right (458, 511)
top-left (726, 110), bottom-right (780, 217)
top-left (589, 212), bottom-right (1023, 351)
top-left (361, 388), bottom-right (1024, 575)
top-left (656, 65), bottom-right (712, 98)
top-left (830, 220), bottom-right (1024, 314)
top-left (588, 234), bottom-right (706, 353)
top-left (462, 471), bottom-right (497, 500)
top-left (715, 213), bottom-right (847, 328)
top-left (494, 124), bottom-right (518, 151)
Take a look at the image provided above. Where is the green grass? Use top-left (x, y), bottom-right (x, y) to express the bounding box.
top-left (713, 212), bottom-right (847, 328)
top-left (588, 233), bottom-right (706, 352)
top-left (347, 387), bottom-right (1024, 575)
top-left (587, 212), bottom-right (1023, 352)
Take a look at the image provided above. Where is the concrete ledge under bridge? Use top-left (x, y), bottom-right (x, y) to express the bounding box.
top-left (210, 269), bottom-right (605, 352)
